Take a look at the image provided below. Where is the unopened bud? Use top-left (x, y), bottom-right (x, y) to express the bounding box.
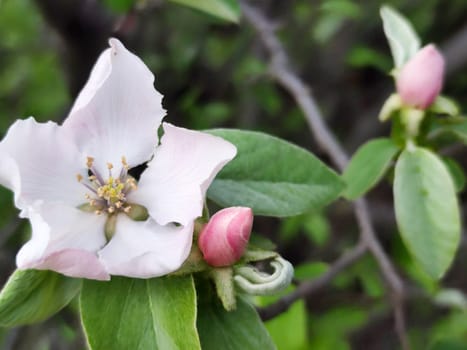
top-left (198, 207), bottom-right (253, 267)
top-left (396, 44), bottom-right (445, 109)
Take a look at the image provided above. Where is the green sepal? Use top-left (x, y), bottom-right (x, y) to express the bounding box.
top-left (378, 93), bottom-right (402, 122)
top-left (211, 267), bottom-right (236, 311)
top-left (170, 244), bottom-right (210, 276)
top-left (429, 96), bottom-right (460, 117)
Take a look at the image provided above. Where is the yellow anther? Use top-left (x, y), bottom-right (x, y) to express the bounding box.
top-left (123, 206), bottom-right (131, 213)
top-left (107, 162), bottom-right (113, 170)
top-left (86, 156), bottom-right (94, 168)
top-left (76, 174), bottom-right (83, 182)
top-left (95, 210), bottom-right (103, 215)
top-left (108, 206), bottom-right (115, 214)
top-left (85, 193), bottom-right (91, 200)
top-left (115, 201), bottom-right (122, 209)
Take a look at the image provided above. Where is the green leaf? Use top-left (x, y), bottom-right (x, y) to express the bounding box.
top-left (380, 5), bottom-right (421, 67)
top-left (394, 147), bottom-right (460, 279)
top-left (343, 138), bottom-right (399, 199)
top-left (0, 269), bottom-right (81, 327)
top-left (169, 0), bottom-right (240, 23)
top-left (206, 129), bottom-right (345, 217)
top-left (197, 282), bottom-right (275, 350)
top-left (80, 276), bottom-right (201, 350)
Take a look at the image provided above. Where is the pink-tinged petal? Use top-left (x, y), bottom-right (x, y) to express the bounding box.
top-left (129, 123), bottom-right (237, 226)
top-left (0, 118), bottom-right (86, 209)
top-left (98, 215), bottom-right (193, 278)
top-left (23, 250), bottom-right (110, 281)
top-left (17, 203), bottom-right (109, 280)
top-left (63, 38), bottom-right (165, 176)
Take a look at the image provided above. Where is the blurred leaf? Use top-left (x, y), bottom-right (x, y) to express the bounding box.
top-left (197, 283), bottom-right (275, 350)
top-left (0, 270), bottom-right (81, 327)
top-left (429, 312), bottom-right (467, 348)
top-left (380, 5), bottom-right (421, 67)
top-left (430, 339), bottom-right (467, 350)
top-left (248, 234), bottom-right (277, 251)
top-left (81, 276), bottom-right (201, 350)
top-left (279, 212), bottom-right (331, 245)
top-left (103, 0), bottom-right (134, 13)
top-left (303, 211), bottom-right (330, 246)
top-left (321, 0), bottom-right (361, 18)
top-left (394, 147), bottom-right (460, 279)
top-left (265, 300), bottom-right (307, 350)
top-left (294, 262), bottom-right (328, 281)
top-left (434, 289), bottom-right (467, 311)
top-left (343, 138), bottom-right (399, 199)
top-left (169, 0), bottom-right (240, 23)
top-left (309, 306), bottom-right (368, 349)
top-left (314, 0), bottom-right (361, 43)
top-left (206, 129), bottom-right (345, 217)
top-left (431, 117), bottom-right (467, 145)
top-left (346, 46), bottom-right (392, 72)
top-left (442, 157), bottom-right (466, 193)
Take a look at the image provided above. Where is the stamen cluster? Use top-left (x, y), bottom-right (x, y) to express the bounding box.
top-left (78, 156), bottom-right (137, 215)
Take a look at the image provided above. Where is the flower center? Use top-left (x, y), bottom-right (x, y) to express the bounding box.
top-left (77, 156), bottom-right (137, 215)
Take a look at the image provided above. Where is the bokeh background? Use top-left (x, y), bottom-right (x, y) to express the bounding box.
top-left (1, 0), bottom-right (467, 349)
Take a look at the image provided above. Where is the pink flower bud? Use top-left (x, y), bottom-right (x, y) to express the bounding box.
top-left (396, 44), bottom-right (445, 109)
top-left (198, 207), bottom-right (253, 267)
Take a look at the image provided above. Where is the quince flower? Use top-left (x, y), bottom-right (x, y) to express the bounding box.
top-left (0, 39), bottom-right (236, 280)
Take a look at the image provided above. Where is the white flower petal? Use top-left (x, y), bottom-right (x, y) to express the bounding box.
top-left (63, 38), bottom-right (166, 176)
top-left (98, 215), bottom-right (193, 278)
top-left (0, 118), bottom-right (86, 209)
top-left (17, 203), bottom-right (109, 280)
top-left (129, 123), bottom-right (237, 226)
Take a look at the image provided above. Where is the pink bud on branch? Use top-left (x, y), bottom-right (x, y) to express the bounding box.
top-left (198, 207), bottom-right (253, 267)
top-left (396, 44), bottom-right (445, 109)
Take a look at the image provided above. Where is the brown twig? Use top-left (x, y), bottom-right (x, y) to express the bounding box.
top-left (240, 2), bottom-right (408, 348)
